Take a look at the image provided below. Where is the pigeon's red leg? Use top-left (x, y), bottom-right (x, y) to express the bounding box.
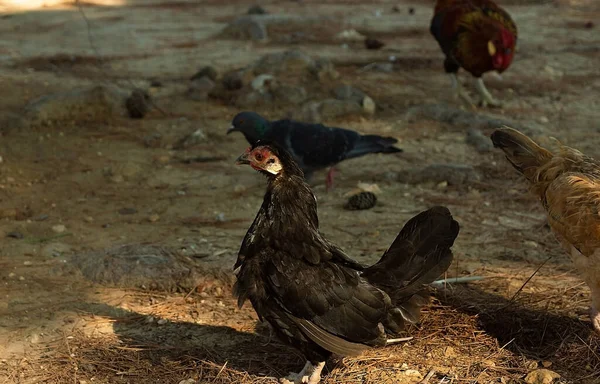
top-left (325, 167), bottom-right (337, 192)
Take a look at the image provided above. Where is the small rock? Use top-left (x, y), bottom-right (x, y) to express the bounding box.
top-left (408, 7), bottom-right (415, 14)
top-left (190, 66), bottom-right (218, 82)
top-left (272, 85), bottom-right (307, 105)
top-left (8, 272), bottom-right (16, 278)
top-left (84, 216), bottom-right (94, 223)
top-left (148, 214), bottom-right (160, 223)
top-left (332, 84), bottom-right (365, 104)
top-left (222, 71), bottom-right (246, 91)
top-left (466, 128), bottom-right (493, 153)
top-left (538, 116), bottom-right (549, 124)
top-left (223, 16), bottom-right (268, 41)
top-left (584, 21), bottom-right (594, 29)
top-left (362, 96), bottom-right (376, 114)
top-left (362, 62), bottom-right (394, 73)
top-left (118, 208), bottom-right (138, 215)
top-left (254, 50), bottom-right (314, 75)
top-left (318, 99), bottom-right (363, 120)
top-left (7, 231), bottom-right (24, 239)
top-left (157, 318), bottom-right (168, 325)
top-left (251, 74), bottom-right (277, 93)
top-left (365, 37), bottom-right (385, 50)
top-left (404, 370), bottom-right (422, 379)
top-left (335, 29), bottom-right (366, 42)
top-left (186, 77), bottom-right (216, 101)
top-left (542, 361), bottom-right (552, 368)
top-left (524, 369), bottom-right (560, 384)
top-left (344, 192), bottom-right (377, 210)
top-left (125, 89), bottom-right (151, 119)
top-left (21, 85), bottom-right (128, 128)
top-left (174, 128), bottom-right (206, 150)
top-left (236, 90), bottom-right (273, 107)
top-left (52, 224), bottom-right (66, 233)
top-left (247, 5), bottom-right (267, 15)
top-left (524, 240), bottom-right (539, 248)
top-left (19, 276), bottom-right (25, 281)
top-left (310, 58), bottom-right (339, 81)
top-left (23, 261), bottom-right (32, 266)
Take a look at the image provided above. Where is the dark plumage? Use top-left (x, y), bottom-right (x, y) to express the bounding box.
top-left (228, 111), bottom-right (403, 190)
top-left (234, 142), bottom-right (460, 383)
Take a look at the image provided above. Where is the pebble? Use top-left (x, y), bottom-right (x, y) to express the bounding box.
top-left (19, 276), bottom-right (25, 281)
top-left (190, 66), bottom-right (218, 82)
top-left (362, 96), bottom-right (376, 114)
top-left (539, 116), bottom-right (549, 124)
top-left (186, 76), bottom-right (216, 101)
top-left (365, 37), bottom-right (384, 50)
top-left (9, 272), bottom-right (15, 278)
top-left (524, 369), bottom-right (560, 384)
top-left (125, 89), bottom-right (150, 119)
top-left (84, 216), bottom-right (94, 223)
top-left (7, 231), bottom-right (24, 239)
top-left (178, 379), bottom-right (196, 384)
top-left (157, 318), bottom-right (168, 325)
top-left (404, 370), bottom-right (422, 379)
top-left (23, 261), bottom-right (32, 266)
top-left (52, 224), bottom-right (66, 233)
top-left (118, 208), bottom-right (138, 215)
top-left (148, 214), bottom-right (160, 223)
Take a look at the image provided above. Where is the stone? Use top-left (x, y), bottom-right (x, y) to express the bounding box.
top-left (125, 89), bottom-right (150, 119)
top-left (222, 16), bottom-right (268, 41)
top-left (253, 49), bottom-right (314, 75)
top-left (310, 58), bottom-right (339, 81)
top-left (251, 74), bottom-right (277, 93)
top-left (21, 85), bottom-right (128, 128)
top-left (190, 66), bottom-right (218, 82)
top-left (524, 369), bottom-right (560, 384)
top-left (332, 84), bottom-right (365, 103)
top-left (186, 77), bottom-right (215, 101)
top-left (272, 85), bottom-right (307, 105)
top-left (173, 128), bottom-right (206, 150)
top-left (222, 69), bottom-right (254, 91)
top-left (247, 5), bottom-right (267, 15)
top-left (362, 96), bottom-right (376, 114)
top-left (51, 224), bottom-right (66, 233)
top-left (318, 99), bottom-right (363, 121)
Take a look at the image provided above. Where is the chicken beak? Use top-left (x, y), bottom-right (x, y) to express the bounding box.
top-left (487, 41), bottom-right (497, 56)
top-left (227, 125), bottom-right (237, 135)
top-left (235, 148), bottom-right (252, 165)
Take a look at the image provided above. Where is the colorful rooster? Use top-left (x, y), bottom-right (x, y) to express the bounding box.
top-left (430, 0), bottom-right (518, 107)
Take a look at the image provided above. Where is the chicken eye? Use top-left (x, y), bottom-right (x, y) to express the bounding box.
top-left (254, 152), bottom-right (264, 161)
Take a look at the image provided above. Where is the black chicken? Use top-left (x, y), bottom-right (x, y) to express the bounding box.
top-left (234, 142), bottom-right (460, 383)
top-left (228, 111), bottom-right (403, 190)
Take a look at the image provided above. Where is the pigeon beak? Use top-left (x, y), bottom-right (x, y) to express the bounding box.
top-left (227, 125), bottom-right (237, 135)
top-left (235, 148), bottom-right (252, 165)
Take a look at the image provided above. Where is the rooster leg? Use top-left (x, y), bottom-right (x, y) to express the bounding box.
top-left (280, 361), bottom-right (325, 384)
top-left (325, 167), bottom-right (337, 192)
top-left (475, 78), bottom-right (503, 108)
top-left (449, 73), bottom-right (475, 106)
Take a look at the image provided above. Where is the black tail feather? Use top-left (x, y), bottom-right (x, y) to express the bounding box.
top-left (362, 206), bottom-right (459, 330)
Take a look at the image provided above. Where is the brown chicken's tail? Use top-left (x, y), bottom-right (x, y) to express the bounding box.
top-left (362, 206), bottom-right (459, 333)
top-left (490, 127), bottom-right (554, 182)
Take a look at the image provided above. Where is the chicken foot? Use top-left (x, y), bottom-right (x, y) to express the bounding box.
top-left (475, 78), bottom-right (503, 108)
top-left (280, 361), bottom-right (325, 384)
top-left (449, 73), bottom-right (475, 107)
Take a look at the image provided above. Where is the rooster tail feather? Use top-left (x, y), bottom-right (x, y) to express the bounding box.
top-left (362, 206), bottom-right (459, 328)
top-left (491, 127), bottom-right (553, 181)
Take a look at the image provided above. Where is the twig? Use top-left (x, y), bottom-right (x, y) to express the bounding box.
top-left (385, 336), bottom-right (413, 345)
top-left (508, 256), bottom-right (552, 303)
top-left (430, 276), bottom-right (488, 287)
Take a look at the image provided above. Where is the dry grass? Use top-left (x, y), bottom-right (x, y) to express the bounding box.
top-left (5, 279), bottom-right (600, 384)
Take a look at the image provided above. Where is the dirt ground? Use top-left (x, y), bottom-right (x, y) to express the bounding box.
top-left (1, 0), bottom-right (600, 383)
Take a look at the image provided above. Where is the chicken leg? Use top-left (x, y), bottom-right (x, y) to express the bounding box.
top-left (475, 78), bottom-right (503, 108)
top-left (280, 361), bottom-right (325, 384)
top-left (449, 73), bottom-right (475, 106)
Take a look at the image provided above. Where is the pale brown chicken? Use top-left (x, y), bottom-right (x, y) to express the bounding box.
top-left (492, 127), bottom-right (600, 332)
